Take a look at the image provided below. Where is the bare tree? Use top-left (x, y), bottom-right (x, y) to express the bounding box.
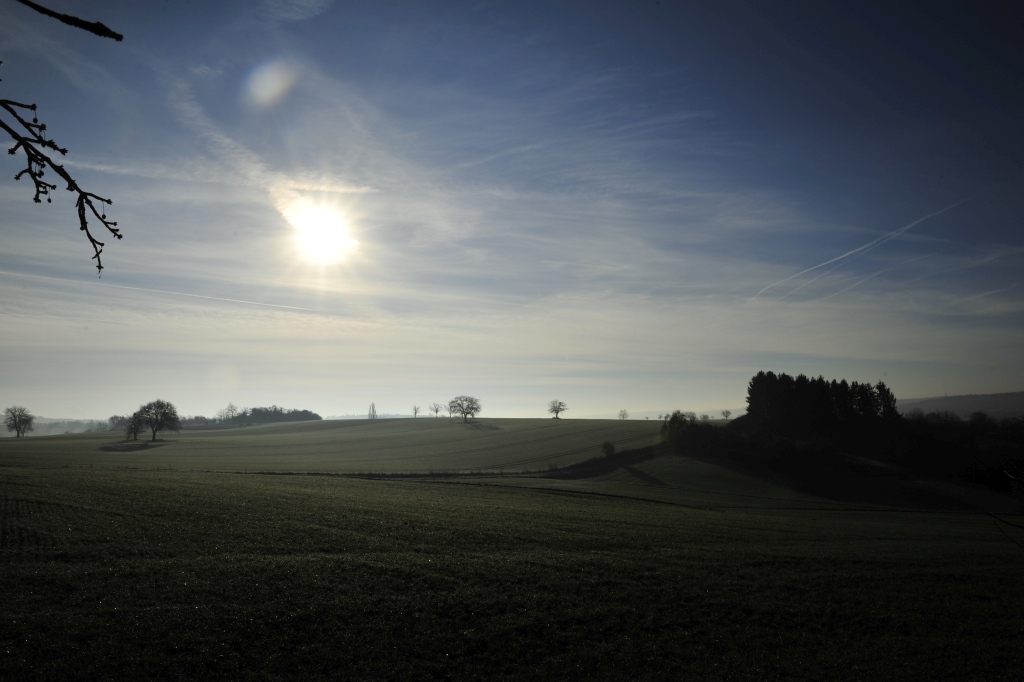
top-left (138, 400), bottom-right (180, 442)
top-left (618, 409), bottom-right (629, 420)
top-left (445, 401), bottom-right (454, 419)
top-left (429, 402), bottom-right (443, 417)
top-left (368, 402), bottom-right (377, 419)
top-left (124, 411), bottom-right (144, 441)
top-left (449, 396), bottom-right (481, 423)
top-left (216, 403), bottom-right (239, 423)
top-left (412, 405), bottom-right (420, 418)
top-left (3, 405), bottom-right (34, 437)
top-left (721, 409), bottom-right (732, 421)
top-left (2, 1), bottom-right (124, 273)
top-left (547, 399), bottom-right (567, 419)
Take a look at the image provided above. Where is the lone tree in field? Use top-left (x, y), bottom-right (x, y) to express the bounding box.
top-left (429, 402), bottom-right (443, 417)
top-left (368, 402), bottom-right (377, 419)
top-left (721, 409), bottom-right (732, 421)
top-left (547, 400), bottom-right (568, 419)
top-left (449, 395), bottom-right (481, 423)
top-left (124, 412), bottom-right (144, 441)
top-left (138, 400), bottom-right (180, 442)
top-left (2, 0), bottom-right (123, 273)
top-left (618, 409), bottom-right (629, 420)
top-left (412, 405), bottom-right (420, 418)
top-left (3, 405), bottom-right (34, 437)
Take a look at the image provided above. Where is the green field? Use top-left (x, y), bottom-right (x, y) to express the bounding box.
top-left (0, 418), bottom-right (662, 473)
top-left (2, 420), bottom-right (1023, 679)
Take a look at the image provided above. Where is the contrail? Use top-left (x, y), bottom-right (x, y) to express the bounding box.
top-left (945, 283), bottom-right (1017, 308)
top-left (823, 252), bottom-right (935, 300)
top-left (0, 270), bottom-right (315, 311)
top-left (755, 196), bottom-right (976, 298)
top-left (91, 282), bottom-right (316, 311)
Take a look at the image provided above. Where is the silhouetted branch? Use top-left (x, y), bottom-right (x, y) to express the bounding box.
top-left (12, 0), bottom-right (123, 41)
top-left (1, 87), bottom-right (121, 273)
top-left (1, 0), bottom-right (125, 274)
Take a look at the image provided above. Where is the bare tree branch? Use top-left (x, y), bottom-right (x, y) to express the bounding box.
top-left (1, 3), bottom-right (125, 274)
top-left (1, 87), bottom-right (121, 273)
top-left (12, 0), bottom-right (123, 41)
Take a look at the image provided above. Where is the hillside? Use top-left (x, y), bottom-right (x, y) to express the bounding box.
top-left (0, 417), bottom-right (662, 473)
top-left (899, 391), bottom-right (1024, 419)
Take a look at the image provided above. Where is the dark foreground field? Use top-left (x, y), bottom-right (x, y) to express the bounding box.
top-left (2, 422), bottom-right (1023, 679)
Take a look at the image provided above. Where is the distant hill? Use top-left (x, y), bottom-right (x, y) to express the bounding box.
top-left (899, 391), bottom-right (1024, 419)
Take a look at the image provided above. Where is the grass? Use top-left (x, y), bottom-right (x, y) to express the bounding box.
top-left (1, 421), bottom-right (1023, 679)
top-left (0, 418), bottom-right (663, 473)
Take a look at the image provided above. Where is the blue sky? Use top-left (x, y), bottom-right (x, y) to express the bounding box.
top-left (1, 0), bottom-right (1022, 420)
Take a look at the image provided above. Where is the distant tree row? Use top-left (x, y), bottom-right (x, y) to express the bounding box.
top-left (745, 371), bottom-right (899, 438)
top-left (223, 405), bottom-right (321, 425)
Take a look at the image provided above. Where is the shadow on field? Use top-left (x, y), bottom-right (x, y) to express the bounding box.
top-left (540, 446), bottom-right (661, 481)
top-left (463, 422), bottom-right (503, 431)
top-left (692, 447), bottom-right (1023, 513)
top-left (99, 441), bottom-right (170, 453)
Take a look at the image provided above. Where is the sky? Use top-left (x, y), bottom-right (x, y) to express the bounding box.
top-left (1, 0), bottom-right (1023, 421)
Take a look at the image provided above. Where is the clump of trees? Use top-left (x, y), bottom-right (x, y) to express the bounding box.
top-left (745, 371), bottom-right (898, 439)
top-left (660, 371), bottom-right (1024, 499)
top-left (123, 400), bottom-right (180, 442)
top-left (3, 405), bottom-right (34, 437)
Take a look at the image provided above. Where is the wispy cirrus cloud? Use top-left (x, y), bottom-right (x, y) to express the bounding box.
top-left (755, 197), bottom-right (977, 298)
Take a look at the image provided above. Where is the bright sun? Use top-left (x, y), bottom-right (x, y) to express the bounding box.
top-left (283, 200), bottom-right (358, 264)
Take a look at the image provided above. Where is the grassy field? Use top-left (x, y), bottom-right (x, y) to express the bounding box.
top-left (0, 418), bottom-right (662, 473)
top-left (2, 420), bottom-right (1023, 679)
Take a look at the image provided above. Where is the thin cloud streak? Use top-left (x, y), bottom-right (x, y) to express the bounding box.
top-left (823, 253), bottom-right (935, 300)
top-left (0, 270), bottom-right (314, 311)
top-left (755, 196), bottom-right (977, 298)
top-left (945, 284), bottom-right (1018, 308)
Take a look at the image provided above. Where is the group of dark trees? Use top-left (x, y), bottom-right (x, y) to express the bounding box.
top-left (108, 402), bottom-right (321, 438)
top-left (110, 400), bottom-right (180, 442)
top-left (745, 371), bottom-right (899, 439)
top-left (660, 371), bottom-right (1024, 498)
top-left (218, 405), bottom-right (322, 426)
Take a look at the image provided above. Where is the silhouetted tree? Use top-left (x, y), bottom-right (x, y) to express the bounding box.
top-left (547, 400), bottom-right (567, 419)
top-left (876, 381), bottom-right (899, 420)
top-left (138, 400), bottom-right (180, 442)
top-left (412, 405), bottom-right (420, 418)
top-left (618, 409), bottom-right (629, 420)
top-left (124, 412), bottom-right (144, 441)
top-left (368, 402), bottom-right (377, 419)
top-left (429, 402), bottom-right (443, 417)
top-left (107, 414), bottom-right (127, 432)
top-left (721, 410), bottom-right (732, 421)
top-left (3, 405), bottom-right (34, 437)
top-left (2, 1), bottom-right (123, 273)
top-left (450, 396), bottom-right (481, 423)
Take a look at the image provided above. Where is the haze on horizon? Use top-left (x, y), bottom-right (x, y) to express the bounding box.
top-left (1, 0), bottom-right (1022, 421)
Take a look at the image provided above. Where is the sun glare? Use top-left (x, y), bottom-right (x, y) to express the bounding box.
top-left (283, 200), bottom-right (358, 264)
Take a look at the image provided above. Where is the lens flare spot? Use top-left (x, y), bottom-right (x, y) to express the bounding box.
top-left (246, 59), bottom-right (299, 108)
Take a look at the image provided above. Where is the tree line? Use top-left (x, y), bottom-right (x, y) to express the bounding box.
top-left (659, 370), bottom-right (1024, 497)
top-left (744, 370), bottom-right (899, 439)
